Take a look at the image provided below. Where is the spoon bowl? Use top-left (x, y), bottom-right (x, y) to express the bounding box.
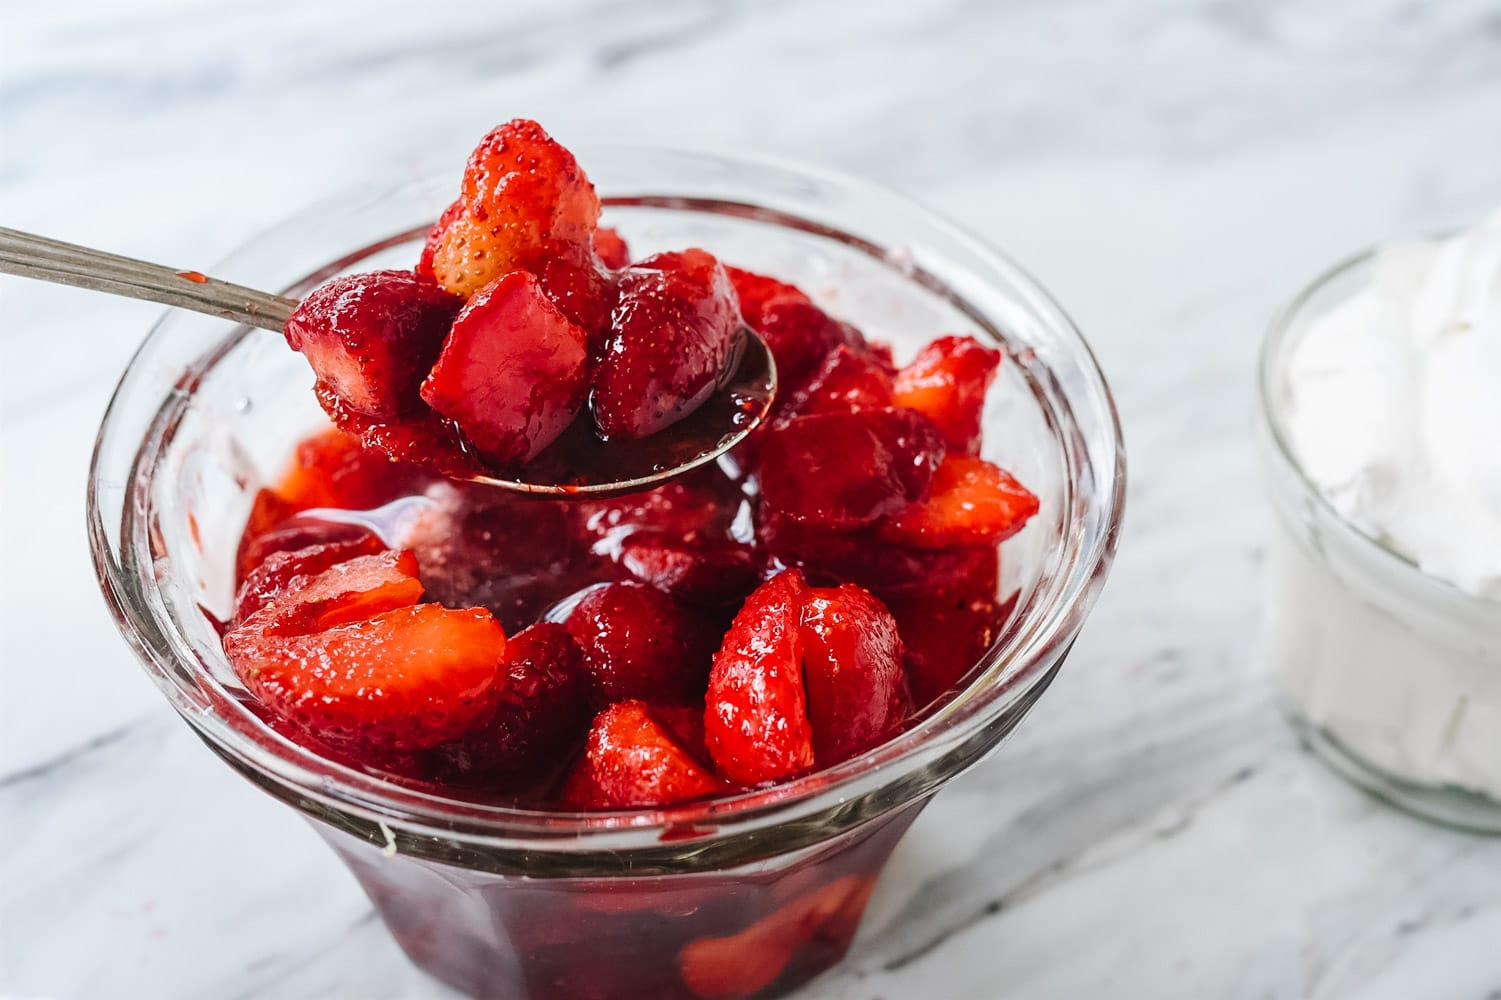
top-left (0, 225), bottom-right (776, 496)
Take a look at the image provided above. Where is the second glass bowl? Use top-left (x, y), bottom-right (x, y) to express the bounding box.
top-left (89, 145), bottom-right (1126, 998)
top-left (1259, 247), bottom-right (1501, 834)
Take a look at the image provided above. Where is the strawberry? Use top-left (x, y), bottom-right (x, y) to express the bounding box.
top-left (420, 270), bottom-right (590, 467)
top-left (229, 604), bottom-right (506, 752)
top-left (592, 226), bottom-right (631, 270)
top-left (563, 582), bottom-right (717, 704)
top-left (284, 270), bottom-right (462, 421)
top-left (405, 487), bottom-right (590, 633)
top-left (882, 545), bottom-right (1005, 705)
top-left (424, 622), bottom-right (592, 784)
top-left (415, 198), bottom-right (466, 280)
top-left (236, 549), bottom-right (425, 635)
top-left (703, 570), bottom-right (815, 784)
top-left (800, 584), bottom-right (908, 765)
top-left (233, 535), bottom-right (387, 624)
top-left (327, 397), bottom-right (487, 480)
top-left (755, 298), bottom-right (865, 393)
top-left (881, 456), bottom-right (1039, 548)
top-left (724, 266), bottom-right (812, 328)
top-left (271, 426), bottom-right (432, 513)
top-left (758, 408), bottom-right (946, 529)
top-left (559, 701), bottom-right (729, 809)
top-left (784, 344), bottom-right (895, 417)
top-left (225, 556), bottom-right (507, 751)
top-left (677, 875), bottom-right (876, 1000)
top-left (616, 533), bottom-right (762, 607)
top-left (591, 249), bottom-right (742, 440)
top-left (521, 241), bottom-right (618, 349)
top-left (424, 119), bottom-right (600, 298)
top-left (892, 335), bottom-right (1002, 454)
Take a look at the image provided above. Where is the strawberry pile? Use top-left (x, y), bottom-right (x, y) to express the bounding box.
top-left (226, 119), bottom-right (1039, 813)
top-left (284, 119), bottom-right (743, 473)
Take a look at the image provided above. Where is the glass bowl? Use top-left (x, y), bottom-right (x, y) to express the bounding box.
top-left (1259, 247), bottom-right (1501, 834)
top-left (88, 145), bottom-right (1126, 998)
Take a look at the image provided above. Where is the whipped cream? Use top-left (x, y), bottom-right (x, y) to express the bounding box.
top-left (1281, 210), bottom-right (1501, 598)
top-left (1265, 212), bottom-right (1501, 809)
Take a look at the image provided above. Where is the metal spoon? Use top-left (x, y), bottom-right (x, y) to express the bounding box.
top-left (0, 225), bottom-right (777, 497)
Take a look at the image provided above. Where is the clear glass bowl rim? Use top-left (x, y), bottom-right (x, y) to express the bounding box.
top-left (1256, 240), bottom-right (1499, 609)
top-left (88, 142), bottom-right (1127, 863)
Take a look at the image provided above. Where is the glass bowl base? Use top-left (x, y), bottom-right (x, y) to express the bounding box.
top-left (1282, 707), bottom-right (1501, 835)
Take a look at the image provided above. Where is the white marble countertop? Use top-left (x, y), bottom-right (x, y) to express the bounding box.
top-left (3, 2), bottom-right (1500, 997)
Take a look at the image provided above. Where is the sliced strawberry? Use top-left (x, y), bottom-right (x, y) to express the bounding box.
top-left (800, 585), bottom-right (908, 765)
top-left (233, 535), bottom-right (388, 624)
top-left (521, 241), bottom-right (618, 349)
top-left (404, 486), bottom-right (591, 633)
top-left (785, 344), bottom-right (896, 417)
top-left (424, 622), bottom-right (591, 784)
top-left (591, 249), bottom-right (742, 440)
top-left (616, 533), bottom-right (762, 607)
top-left (760, 508), bottom-right (993, 593)
top-left (575, 473), bottom-right (740, 545)
top-left (227, 602), bottom-right (506, 751)
top-left (424, 119), bottom-right (600, 297)
top-left (563, 582), bottom-right (717, 704)
top-left (892, 335), bottom-right (1003, 454)
top-left (677, 875), bottom-right (875, 1000)
top-left (415, 198), bottom-right (465, 279)
top-left (755, 298), bottom-right (865, 393)
top-left (420, 270), bottom-right (590, 467)
top-left (269, 426), bottom-right (432, 514)
top-left (724, 266), bottom-right (812, 328)
top-left (759, 408), bottom-right (946, 528)
top-left (559, 700), bottom-right (730, 809)
top-left (703, 570), bottom-right (814, 784)
top-left (284, 270), bottom-right (462, 421)
top-left (883, 545), bottom-right (1005, 705)
top-left (593, 226), bottom-right (631, 270)
top-left (331, 399), bottom-right (486, 480)
top-left (242, 550), bottom-right (425, 636)
top-left (881, 456), bottom-right (1039, 548)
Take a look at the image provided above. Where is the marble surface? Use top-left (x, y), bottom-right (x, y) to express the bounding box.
top-left (3, 1), bottom-right (1500, 997)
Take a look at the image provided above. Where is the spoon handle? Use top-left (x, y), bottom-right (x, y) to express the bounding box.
top-left (0, 226), bottom-right (296, 332)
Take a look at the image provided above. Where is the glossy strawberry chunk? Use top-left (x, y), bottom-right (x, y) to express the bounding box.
top-left (283, 270), bottom-right (461, 421)
top-left (892, 335), bottom-right (1003, 454)
top-left (424, 119), bottom-right (600, 297)
top-left (592, 226), bottom-right (631, 270)
top-left (425, 622), bottom-right (591, 784)
top-left (883, 545), bottom-right (1006, 705)
top-left (228, 603), bottom-right (506, 751)
top-left (416, 198), bottom-right (465, 280)
top-left (704, 570), bottom-right (814, 784)
top-left (759, 408), bottom-right (946, 528)
top-left (678, 875), bottom-right (876, 1000)
top-left (405, 486), bottom-right (591, 634)
top-left (239, 550), bottom-right (425, 636)
top-left (755, 298), bottom-right (865, 393)
top-left (617, 533), bottom-right (762, 607)
top-left (226, 553), bottom-right (505, 751)
top-left (563, 582), bottom-right (716, 704)
top-left (233, 535), bottom-right (387, 624)
top-left (724, 266), bottom-right (812, 328)
top-left (272, 426), bottom-right (432, 514)
top-left (420, 270), bottom-right (590, 466)
top-left (560, 700), bottom-right (729, 809)
top-left (785, 344), bottom-right (896, 417)
top-left (800, 585), bottom-right (908, 765)
top-left (521, 242), bottom-right (618, 348)
top-left (592, 249), bottom-right (742, 440)
top-left (882, 456), bottom-right (1039, 548)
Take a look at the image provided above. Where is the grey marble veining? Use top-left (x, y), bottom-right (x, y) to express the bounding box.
top-left (3, 1), bottom-right (1500, 997)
